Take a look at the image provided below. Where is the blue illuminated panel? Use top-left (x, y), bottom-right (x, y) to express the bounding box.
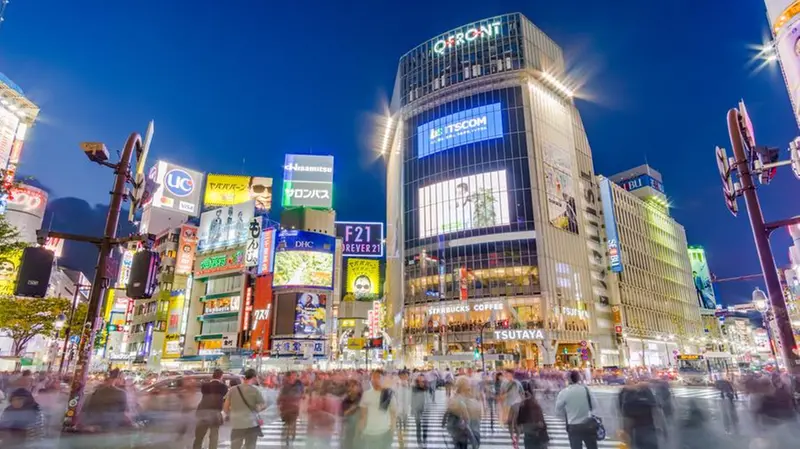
top-left (599, 178), bottom-right (623, 273)
top-left (417, 103), bottom-right (503, 158)
top-left (618, 174), bottom-right (664, 194)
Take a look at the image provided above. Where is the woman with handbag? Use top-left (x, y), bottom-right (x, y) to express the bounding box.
top-left (224, 369), bottom-right (266, 449)
top-left (517, 381), bottom-right (549, 449)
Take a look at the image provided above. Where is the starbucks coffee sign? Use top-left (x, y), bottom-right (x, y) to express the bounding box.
top-left (493, 329), bottom-right (545, 341)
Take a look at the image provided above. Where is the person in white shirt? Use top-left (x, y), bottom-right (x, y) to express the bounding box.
top-left (555, 370), bottom-right (599, 449)
top-left (359, 369), bottom-right (397, 449)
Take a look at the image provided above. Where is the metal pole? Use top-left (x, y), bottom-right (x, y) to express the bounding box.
top-left (727, 109), bottom-right (800, 375)
top-left (62, 133), bottom-right (141, 432)
top-left (480, 323), bottom-right (486, 372)
top-left (58, 284), bottom-right (82, 377)
top-left (763, 312), bottom-right (780, 366)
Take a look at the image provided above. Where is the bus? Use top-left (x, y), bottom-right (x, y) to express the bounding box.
top-left (676, 352), bottom-right (734, 385)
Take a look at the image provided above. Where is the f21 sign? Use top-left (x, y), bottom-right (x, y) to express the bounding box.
top-left (335, 222), bottom-right (384, 258)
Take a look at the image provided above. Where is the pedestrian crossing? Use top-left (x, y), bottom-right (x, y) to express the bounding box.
top-left (591, 385), bottom-right (741, 401)
top-left (220, 400), bottom-right (620, 448)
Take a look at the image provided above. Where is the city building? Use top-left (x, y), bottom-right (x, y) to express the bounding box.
top-left (384, 13), bottom-right (616, 369)
top-left (598, 165), bottom-right (705, 367)
top-left (722, 315), bottom-right (758, 366)
top-left (0, 72), bottom-right (40, 202)
top-left (764, 0), bottom-right (800, 127)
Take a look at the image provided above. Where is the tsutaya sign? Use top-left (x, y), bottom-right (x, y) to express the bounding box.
top-left (433, 21), bottom-right (502, 55)
top-left (428, 302), bottom-right (503, 315)
top-left (494, 329), bottom-right (545, 341)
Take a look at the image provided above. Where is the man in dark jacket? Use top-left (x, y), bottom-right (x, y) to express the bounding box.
top-left (193, 369), bottom-right (229, 449)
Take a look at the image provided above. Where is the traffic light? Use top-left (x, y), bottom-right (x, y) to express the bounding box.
top-left (107, 324), bottom-right (118, 332)
top-left (15, 246), bottom-right (55, 297)
top-left (715, 146), bottom-right (739, 216)
top-left (473, 347), bottom-right (480, 360)
top-left (126, 250), bottom-right (160, 299)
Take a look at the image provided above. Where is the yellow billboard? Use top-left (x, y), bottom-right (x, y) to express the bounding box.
top-left (346, 258), bottom-right (380, 300)
top-left (204, 174), bottom-right (272, 211)
top-left (0, 248), bottom-right (23, 296)
top-left (163, 294), bottom-right (185, 358)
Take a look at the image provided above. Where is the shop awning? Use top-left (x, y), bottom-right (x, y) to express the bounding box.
top-left (176, 354), bottom-right (224, 362)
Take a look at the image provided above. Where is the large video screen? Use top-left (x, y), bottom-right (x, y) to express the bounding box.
top-left (273, 251), bottom-right (334, 289)
top-left (417, 102), bottom-right (503, 158)
top-left (418, 170), bottom-right (511, 238)
top-left (294, 292), bottom-right (327, 336)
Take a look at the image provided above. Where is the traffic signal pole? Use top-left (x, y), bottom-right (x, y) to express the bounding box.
top-left (726, 109), bottom-right (800, 375)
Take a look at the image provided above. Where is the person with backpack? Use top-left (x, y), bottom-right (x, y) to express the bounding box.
top-left (517, 380), bottom-right (549, 449)
top-left (618, 381), bottom-right (659, 449)
top-left (359, 369), bottom-right (396, 449)
top-left (224, 369), bottom-right (266, 449)
top-left (555, 370), bottom-right (600, 449)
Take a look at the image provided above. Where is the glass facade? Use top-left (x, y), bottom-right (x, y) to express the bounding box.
top-left (403, 86), bottom-right (538, 306)
top-left (398, 14), bottom-right (525, 106)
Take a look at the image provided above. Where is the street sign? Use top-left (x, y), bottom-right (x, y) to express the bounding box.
top-left (715, 146), bottom-right (738, 216)
top-left (347, 338), bottom-right (366, 350)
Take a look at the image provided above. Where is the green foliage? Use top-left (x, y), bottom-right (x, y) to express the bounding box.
top-left (0, 214), bottom-right (27, 254)
top-left (0, 296), bottom-right (71, 356)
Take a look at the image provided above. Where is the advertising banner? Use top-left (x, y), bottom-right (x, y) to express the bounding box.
top-left (175, 224), bottom-right (198, 275)
top-left (0, 248), bottom-right (22, 296)
top-left (599, 178), bottom-right (623, 273)
top-left (0, 105), bottom-right (20, 170)
top-left (163, 293), bottom-right (185, 358)
top-left (150, 161), bottom-right (204, 217)
top-left (271, 339), bottom-right (326, 357)
top-left (250, 275), bottom-right (273, 352)
top-left (245, 216), bottom-right (263, 268)
top-left (117, 249), bottom-right (134, 288)
top-left (197, 200), bottom-right (254, 253)
top-left (688, 246), bottom-right (717, 310)
top-left (346, 258), bottom-right (380, 300)
top-left (204, 174), bottom-right (273, 211)
top-left (335, 222), bottom-right (384, 258)
top-left (273, 230), bottom-right (335, 289)
top-left (294, 292), bottom-right (327, 336)
top-left (7, 184), bottom-right (47, 218)
top-left (417, 102), bottom-right (503, 158)
top-left (282, 154), bottom-right (334, 209)
top-left (259, 228), bottom-right (275, 275)
top-left (203, 295), bottom-right (240, 314)
top-left (618, 174), bottom-right (664, 194)
top-left (195, 249), bottom-right (245, 278)
top-left (44, 237), bottom-right (65, 258)
top-left (418, 169), bottom-right (510, 239)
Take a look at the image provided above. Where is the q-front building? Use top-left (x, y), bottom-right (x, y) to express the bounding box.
top-left (384, 13), bottom-right (619, 369)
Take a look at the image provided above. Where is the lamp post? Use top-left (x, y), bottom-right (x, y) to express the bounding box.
top-left (753, 287), bottom-right (780, 366)
top-left (256, 337), bottom-right (263, 375)
top-left (479, 321), bottom-right (491, 372)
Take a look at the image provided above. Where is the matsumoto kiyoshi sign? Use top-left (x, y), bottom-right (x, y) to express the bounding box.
top-left (493, 329), bottom-right (545, 341)
top-left (432, 21), bottom-right (502, 56)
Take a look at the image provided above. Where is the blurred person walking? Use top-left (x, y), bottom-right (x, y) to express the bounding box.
top-left (224, 369), bottom-right (266, 449)
top-left (714, 376), bottom-right (739, 434)
top-left (618, 382), bottom-right (660, 449)
top-left (340, 379), bottom-right (362, 449)
top-left (502, 369), bottom-right (524, 448)
top-left (395, 371), bottom-right (411, 448)
top-left (444, 368), bottom-right (455, 398)
top-left (516, 381), bottom-right (549, 449)
top-left (482, 372), bottom-right (499, 433)
top-left (555, 370), bottom-right (599, 449)
top-left (305, 380), bottom-right (337, 449)
top-left (676, 399), bottom-right (716, 449)
top-left (442, 377), bottom-right (481, 449)
top-left (358, 369), bottom-right (396, 449)
top-left (411, 373), bottom-right (429, 448)
top-left (278, 371), bottom-right (304, 448)
top-left (0, 388), bottom-right (44, 448)
top-left (193, 369), bottom-right (228, 449)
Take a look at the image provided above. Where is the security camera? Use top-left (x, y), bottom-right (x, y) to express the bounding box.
top-left (80, 142), bottom-right (109, 163)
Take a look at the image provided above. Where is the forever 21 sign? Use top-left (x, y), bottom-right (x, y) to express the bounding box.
top-left (335, 222), bottom-right (384, 258)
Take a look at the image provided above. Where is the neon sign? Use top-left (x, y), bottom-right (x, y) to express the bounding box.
top-left (432, 22), bottom-right (501, 55)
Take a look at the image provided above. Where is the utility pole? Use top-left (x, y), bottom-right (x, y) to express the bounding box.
top-left (717, 101), bottom-right (800, 374)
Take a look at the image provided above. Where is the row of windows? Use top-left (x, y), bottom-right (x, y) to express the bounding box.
top-left (201, 318), bottom-right (238, 335)
top-left (205, 274), bottom-right (243, 296)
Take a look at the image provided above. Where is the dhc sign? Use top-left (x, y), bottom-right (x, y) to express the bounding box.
top-left (417, 103), bottom-right (504, 158)
top-left (433, 22), bottom-right (502, 55)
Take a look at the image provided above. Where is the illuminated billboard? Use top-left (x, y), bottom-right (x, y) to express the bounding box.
top-left (281, 154), bottom-right (334, 209)
top-left (175, 224), bottom-right (198, 275)
top-left (273, 230), bottom-right (335, 290)
top-left (688, 246), bottom-right (717, 310)
top-left (0, 105), bottom-right (20, 170)
top-left (197, 200), bottom-right (254, 253)
top-left (346, 258), bottom-right (380, 300)
top-left (335, 222), bottom-right (384, 258)
top-left (599, 178), bottom-right (623, 273)
top-left (294, 292), bottom-right (328, 336)
top-left (0, 248), bottom-right (22, 296)
top-left (767, 0), bottom-right (800, 126)
top-left (149, 161), bottom-right (204, 216)
top-left (418, 169), bottom-right (510, 239)
top-left (417, 103), bottom-right (503, 158)
top-left (204, 174), bottom-right (273, 211)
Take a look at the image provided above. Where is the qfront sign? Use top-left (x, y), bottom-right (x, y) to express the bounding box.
top-left (335, 221), bottom-right (384, 258)
top-left (427, 302), bottom-right (503, 315)
top-left (282, 154), bottom-right (334, 209)
top-left (433, 21), bottom-right (502, 55)
top-left (493, 329), bottom-right (545, 340)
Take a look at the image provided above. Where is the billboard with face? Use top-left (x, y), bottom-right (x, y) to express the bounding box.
top-left (150, 161), bottom-right (204, 217)
top-left (346, 258), bottom-right (380, 300)
top-left (282, 154), bottom-right (334, 209)
top-left (418, 169), bottom-right (511, 239)
top-left (294, 292), bottom-right (327, 336)
top-left (197, 200), bottom-right (255, 253)
top-left (0, 248), bottom-right (22, 296)
top-left (204, 174), bottom-right (273, 212)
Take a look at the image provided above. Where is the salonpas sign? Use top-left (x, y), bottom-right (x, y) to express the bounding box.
top-left (493, 329), bottom-right (545, 341)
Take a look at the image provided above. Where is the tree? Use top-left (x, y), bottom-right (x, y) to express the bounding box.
top-left (0, 296), bottom-right (71, 357)
top-left (0, 214), bottom-right (27, 255)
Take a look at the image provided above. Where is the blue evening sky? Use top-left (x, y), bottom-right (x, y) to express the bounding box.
top-left (1, 0), bottom-right (798, 305)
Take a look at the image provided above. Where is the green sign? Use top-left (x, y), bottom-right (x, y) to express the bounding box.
top-left (196, 250), bottom-right (245, 277)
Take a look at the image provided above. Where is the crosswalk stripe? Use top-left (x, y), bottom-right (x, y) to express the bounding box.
top-left (220, 402), bottom-right (620, 448)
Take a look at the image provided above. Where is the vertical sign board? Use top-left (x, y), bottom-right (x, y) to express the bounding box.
top-left (335, 222), bottom-right (384, 258)
top-left (175, 224), bottom-right (199, 275)
top-left (258, 228), bottom-right (275, 275)
top-left (245, 216), bottom-right (263, 267)
top-left (599, 178), bottom-right (623, 273)
top-left (282, 154), bottom-right (334, 209)
top-left (250, 274), bottom-right (274, 352)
